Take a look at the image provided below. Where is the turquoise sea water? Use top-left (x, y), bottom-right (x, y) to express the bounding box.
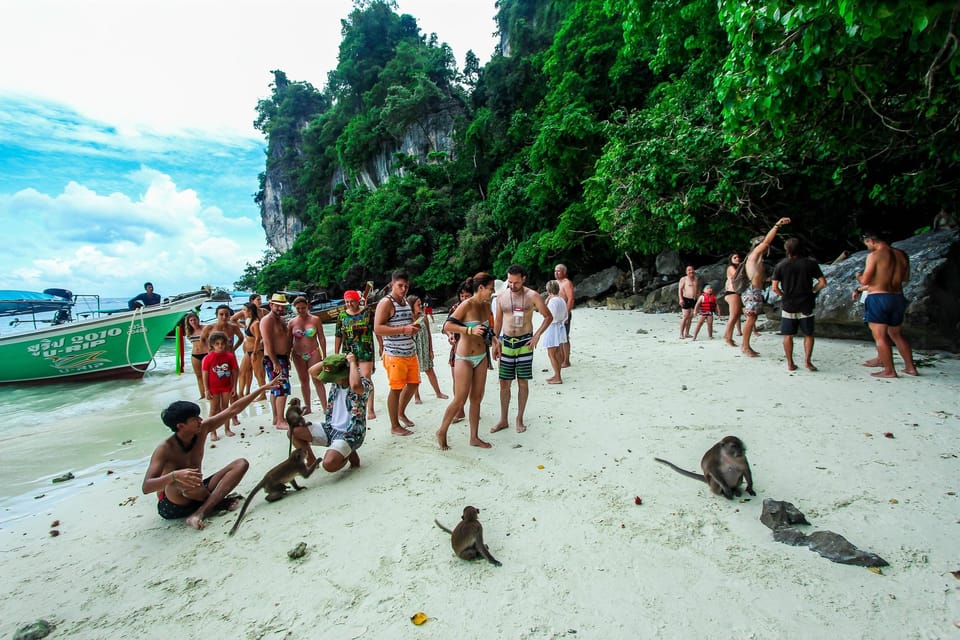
top-left (0, 298), bottom-right (336, 524)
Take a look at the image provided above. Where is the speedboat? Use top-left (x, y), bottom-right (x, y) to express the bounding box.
top-left (0, 288), bottom-right (209, 384)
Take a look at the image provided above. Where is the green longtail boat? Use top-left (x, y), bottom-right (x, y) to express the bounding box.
top-left (0, 290), bottom-right (208, 384)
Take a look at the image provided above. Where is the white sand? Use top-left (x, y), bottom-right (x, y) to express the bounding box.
top-left (2, 308), bottom-right (958, 639)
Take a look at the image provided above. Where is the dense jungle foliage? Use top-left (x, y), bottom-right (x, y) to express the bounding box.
top-left (238, 0), bottom-right (959, 294)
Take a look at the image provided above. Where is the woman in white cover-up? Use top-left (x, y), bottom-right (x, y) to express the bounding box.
top-left (542, 280), bottom-right (568, 384)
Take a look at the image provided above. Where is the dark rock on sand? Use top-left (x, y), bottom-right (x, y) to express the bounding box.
top-left (761, 498), bottom-right (889, 567)
top-left (760, 499), bottom-right (811, 530)
top-left (574, 267), bottom-right (620, 301)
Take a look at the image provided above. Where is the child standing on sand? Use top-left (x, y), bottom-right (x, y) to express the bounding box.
top-left (202, 332), bottom-right (239, 440)
top-left (692, 284), bottom-right (721, 341)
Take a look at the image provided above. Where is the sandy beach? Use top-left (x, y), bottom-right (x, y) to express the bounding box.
top-left (2, 308), bottom-right (958, 639)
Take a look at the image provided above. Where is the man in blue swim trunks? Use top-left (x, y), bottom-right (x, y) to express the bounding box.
top-left (261, 293), bottom-right (294, 428)
top-left (491, 264), bottom-right (552, 434)
top-left (142, 377), bottom-right (281, 529)
top-left (855, 232), bottom-right (918, 378)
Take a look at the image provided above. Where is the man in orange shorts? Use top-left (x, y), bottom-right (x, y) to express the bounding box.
top-left (374, 270), bottom-right (422, 436)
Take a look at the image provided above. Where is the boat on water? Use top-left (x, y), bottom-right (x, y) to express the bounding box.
top-left (0, 289), bottom-right (209, 385)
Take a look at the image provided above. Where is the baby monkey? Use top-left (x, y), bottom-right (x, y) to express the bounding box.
top-left (285, 397), bottom-right (308, 431)
top-left (435, 506), bottom-right (502, 566)
top-left (229, 448), bottom-right (318, 535)
top-left (655, 435), bottom-right (756, 499)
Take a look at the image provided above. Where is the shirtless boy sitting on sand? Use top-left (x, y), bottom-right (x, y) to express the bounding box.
top-left (142, 376), bottom-right (280, 529)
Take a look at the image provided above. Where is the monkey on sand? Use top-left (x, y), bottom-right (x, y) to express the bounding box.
top-left (435, 506), bottom-right (501, 566)
top-left (655, 435), bottom-right (756, 499)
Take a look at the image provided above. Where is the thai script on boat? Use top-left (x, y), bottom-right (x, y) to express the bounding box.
top-left (26, 327), bottom-right (125, 358)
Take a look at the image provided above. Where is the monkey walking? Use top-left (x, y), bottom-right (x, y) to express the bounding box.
top-left (655, 435), bottom-right (756, 500)
top-left (229, 448), bottom-right (319, 535)
top-left (435, 506), bottom-right (502, 566)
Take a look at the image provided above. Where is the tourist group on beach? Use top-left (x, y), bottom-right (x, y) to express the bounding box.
top-left (677, 219), bottom-right (918, 378)
top-left (144, 218), bottom-right (918, 529)
top-left (144, 263), bottom-right (576, 528)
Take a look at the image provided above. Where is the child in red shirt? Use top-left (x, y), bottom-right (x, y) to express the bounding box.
top-left (202, 331), bottom-right (239, 440)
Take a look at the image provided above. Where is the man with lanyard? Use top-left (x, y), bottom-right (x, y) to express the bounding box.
top-left (373, 270), bottom-right (422, 436)
top-left (490, 264), bottom-right (552, 434)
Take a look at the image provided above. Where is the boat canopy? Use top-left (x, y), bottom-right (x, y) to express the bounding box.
top-left (0, 290), bottom-right (73, 318)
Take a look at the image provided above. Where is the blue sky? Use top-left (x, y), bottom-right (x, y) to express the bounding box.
top-left (0, 0), bottom-right (497, 298)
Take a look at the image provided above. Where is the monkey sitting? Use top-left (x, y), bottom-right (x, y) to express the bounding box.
top-left (655, 435), bottom-right (756, 500)
top-left (435, 506), bottom-right (502, 566)
top-left (229, 448), bottom-right (318, 535)
top-left (285, 398), bottom-right (308, 431)
top-left (285, 397), bottom-right (307, 452)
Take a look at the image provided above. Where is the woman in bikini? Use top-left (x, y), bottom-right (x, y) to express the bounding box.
top-left (289, 296), bottom-right (327, 414)
top-left (436, 272), bottom-right (498, 451)
top-left (183, 311), bottom-right (207, 400)
top-left (232, 295), bottom-right (267, 387)
top-left (722, 252), bottom-right (745, 346)
top-left (334, 289), bottom-right (377, 420)
top-left (237, 302), bottom-right (262, 395)
top-left (444, 281), bottom-right (473, 423)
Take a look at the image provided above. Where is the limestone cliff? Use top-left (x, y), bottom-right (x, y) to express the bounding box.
top-left (260, 170), bottom-right (304, 254)
top-left (260, 103), bottom-right (462, 253)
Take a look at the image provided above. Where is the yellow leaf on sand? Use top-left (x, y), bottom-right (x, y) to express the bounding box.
top-left (537, 465), bottom-right (545, 470)
top-left (868, 567), bottom-right (883, 575)
top-left (889, 498), bottom-right (899, 504)
top-left (410, 612), bottom-right (429, 626)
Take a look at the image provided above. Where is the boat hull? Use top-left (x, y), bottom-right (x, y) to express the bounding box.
top-left (0, 295), bottom-right (206, 385)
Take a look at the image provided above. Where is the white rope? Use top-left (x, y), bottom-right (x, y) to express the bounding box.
top-left (125, 305), bottom-right (157, 373)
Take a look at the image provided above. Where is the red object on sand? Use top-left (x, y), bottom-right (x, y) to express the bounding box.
top-left (634, 496), bottom-right (643, 505)
top-left (884, 432), bottom-right (895, 438)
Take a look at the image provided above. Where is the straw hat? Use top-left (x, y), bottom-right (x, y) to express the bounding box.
top-left (269, 293), bottom-right (288, 305)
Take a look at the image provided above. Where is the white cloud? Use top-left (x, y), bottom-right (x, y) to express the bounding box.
top-left (0, 169), bottom-right (265, 297)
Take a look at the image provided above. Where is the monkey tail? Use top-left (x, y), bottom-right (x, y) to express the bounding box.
top-left (228, 479), bottom-right (265, 536)
top-left (654, 457), bottom-right (707, 483)
top-left (434, 519), bottom-right (453, 535)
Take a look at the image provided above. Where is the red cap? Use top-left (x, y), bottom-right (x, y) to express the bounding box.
top-left (344, 290), bottom-right (361, 302)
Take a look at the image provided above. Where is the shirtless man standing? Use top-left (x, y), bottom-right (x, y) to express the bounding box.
top-left (289, 296), bottom-right (327, 414)
top-left (855, 232), bottom-right (918, 378)
top-left (260, 293), bottom-right (293, 428)
top-left (491, 264), bottom-right (552, 434)
top-left (741, 217), bottom-right (791, 356)
top-left (142, 377), bottom-right (280, 529)
top-left (554, 264), bottom-right (575, 367)
top-left (677, 265), bottom-right (700, 339)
